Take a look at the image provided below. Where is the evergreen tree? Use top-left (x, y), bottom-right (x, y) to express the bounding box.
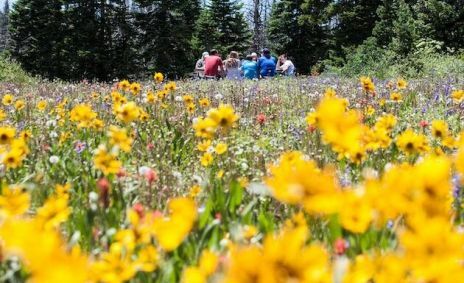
top-left (0, 0), bottom-right (10, 51)
top-left (9, 0), bottom-right (67, 79)
top-left (268, 0), bottom-right (330, 73)
top-left (134, 0), bottom-right (201, 77)
top-left (330, 0), bottom-right (381, 54)
top-left (195, 0), bottom-right (250, 56)
top-left (413, 0), bottom-right (464, 51)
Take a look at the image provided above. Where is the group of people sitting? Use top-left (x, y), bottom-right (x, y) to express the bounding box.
top-left (194, 48), bottom-right (295, 80)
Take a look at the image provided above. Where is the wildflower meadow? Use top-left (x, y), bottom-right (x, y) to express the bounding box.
top-left (0, 75), bottom-right (463, 282)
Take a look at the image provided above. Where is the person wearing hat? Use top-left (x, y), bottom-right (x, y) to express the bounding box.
top-left (257, 48), bottom-right (277, 78)
top-left (195, 52), bottom-right (209, 78)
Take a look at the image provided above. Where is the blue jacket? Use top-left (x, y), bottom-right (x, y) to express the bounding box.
top-left (258, 55), bottom-right (277, 77)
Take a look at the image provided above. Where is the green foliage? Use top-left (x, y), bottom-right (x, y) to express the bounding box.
top-left (0, 52), bottom-right (35, 83)
top-left (268, 0), bottom-right (331, 73)
top-left (193, 0), bottom-right (250, 56)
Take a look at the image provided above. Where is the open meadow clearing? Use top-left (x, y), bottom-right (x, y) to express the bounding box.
top-left (0, 75), bottom-right (463, 282)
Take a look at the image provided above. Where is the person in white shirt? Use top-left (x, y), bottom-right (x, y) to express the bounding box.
top-left (276, 54), bottom-right (295, 76)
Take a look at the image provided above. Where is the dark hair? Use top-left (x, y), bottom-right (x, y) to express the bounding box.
top-left (246, 55), bottom-right (253, 61)
top-left (210, 49), bottom-right (218, 55)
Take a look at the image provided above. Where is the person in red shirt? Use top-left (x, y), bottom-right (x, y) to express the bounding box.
top-left (204, 49), bottom-right (224, 78)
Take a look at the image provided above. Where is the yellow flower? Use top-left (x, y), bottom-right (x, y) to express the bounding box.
top-left (187, 103), bottom-right (196, 114)
top-left (130, 82), bottom-right (142, 95)
top-left (37, 100), bottom-right (48, 111)
top-left (183, 95), bottom-right (194, 105)
top-left (216, 169), bottom-right (225, 179)
top-left (14, 99), bottom-right (25, 110)
top-left (390, 92), bottom-right (402, 102)
top-left (197, 140), bottom-right (211, 152)
top-left (215, 143), bottom-right (228, 155)
top-left (181, 267), bottom-right (206, 283)
top-left (397, 78), bottom-right (408, 89)
top-left (360, 76), bottom-right (375, 93)
top-left (365, 105), bottom-right (375, 116)
top-left (396, 129), bottom-right (429, 155)
top-left (91, 243), bottom-right (138, 283)
top-left (339, 190), bottom-right (372, 233)
top-left (70, 104), bottom-right (98, 128)
top-left (146, 91), bottom-right (157, 104)
top-left (431, 120), bottom-right (448, 139)
top-left (324, 87), bottom-right (336, 98)
top-left (0, 185), bottom-right (30, 217)
top-left (93, 145), bottom-right (122, 175)
top-left (0, 109), bottom-right (6, 121)
top-left (305, 112), bottom-right (318, 127)
top-left (265, 151), bottom-right (341, 214)
top-left (3, 148), bottom-right (24, 169)
top-left (116, 102), bottom-right (140, 123)
top-left (108, 125), bottom-right (133, 152)
top-left (36, 195), bottom-right (71, 229)
top-left (154, 72), bottom-right (164, 83)
top-left (199, 98), bottom-right (210, 108)
top-left (19, 130), bottom-right (32, 141)
top-left (164, 81), bottom-right (177, 92)
top-left (118, 79), bottom-right (131, 91)
top-left (151, 197), bottom-right (197, 251)
top-left (242, 225), bottom-right (258, 240)
top-left (189, 185), bottom-right (201, 198)
top-left (193, 117), bottom-right (216, 139)
top-left (200, 152), bottom-right (213, 167)
top-left (2, 94), bottom-right (13, 106)
top-left (207, 104), bottom-right (239, 131)
top-left (451, 90), bottom-right (464, 103)
top-left (0, 126), bottom-right (16, 145)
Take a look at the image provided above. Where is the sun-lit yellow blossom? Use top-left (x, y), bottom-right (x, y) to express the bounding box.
top-left (266, 151), bottom-right (341, 214)
top-left (93, 145), bottom-right (122, 175)
top-left (200, 152), bottom-right (213, 167)
top-left (14, 99), bottom-right (25, 110)
top-left (0, 218), bottom-right (91, 283)
top-left (451, 90), bottom-right (464, 103)
top-left (207, 104), bottom-right (239, 131)
top-left (397, 78), bottom-right (408, 89)
top-left (197, 140), bottom-right (211, 152)
top-left (91, 243), bottom-right (138, 283)
top-left (116, 101), bottom-right (140, 123)
top-left (3, 148), bottom-right (25, 169)
top-left (0, 126), bottom-right (16, 145)
top-left (2, 94), bottom-right (13, 106)
top-left (215, 143), bottom-right (228, 155)
top-left (339, 190), bottom-right (373, 233)
top-left (305, 111), bottom-right (318, 126)
top-left (118, 80), bottom-right (131, 91)
top-left (431, 120), bottom-right (448, 139)
top-left (37, 100), bottom-right (48, 111)
top-left (164, 81), bottom-right (177, 92)
top-left (396, 129), bottom-right (429, 155)
top-left (0, 185), bottom-right (30, 217)
top-left (70, 104), bottom-right (98, 128)
top-left (36, 195), bottom-right (71, 229)
top-left (324, 87), bottom-right (337, 98)
top-left (183, 95), bottom-right (194, 105)
top-left (154, 72), bottom-right (164, 83)
top-left (187, 103), bottom-right (196, 114)
top-left (199, 98), bottom-right (210, 108)
top-left (375, 113), bottom-right (397, 131)
top-left (146, 91), bottom-right (157, 104)
top-left (390, 92), bottom-right (402, 102)
top-left (151, 197), bottom-right (197, 251)
top-left (108, 125), bottom-right (133, 152)
top-left (130, 82), bottom-right (142, 95)
top-left (193, 117), bottom-right (216, 139)
top-left (360, 76), bottom-right (375, 93)
top-left (189, 185), bottom-right (201, 198)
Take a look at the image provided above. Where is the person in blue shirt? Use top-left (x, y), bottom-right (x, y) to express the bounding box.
top-left (241, 55), bottom-right (258, 79)
top-left (258, 48), bottom-right (277, 78)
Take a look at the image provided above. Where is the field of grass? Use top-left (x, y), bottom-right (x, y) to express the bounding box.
top-left (0, 74), bottom-right (463, 282)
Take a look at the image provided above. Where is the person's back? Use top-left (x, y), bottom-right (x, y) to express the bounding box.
top-left (204, 51), bottom-right (223, 77)
top-left (282, 60), bottom-right (295, 76)
top-left (241, 59), bottom-right (258, 79)
top-left (258, 49), bottom-right (276, 78)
